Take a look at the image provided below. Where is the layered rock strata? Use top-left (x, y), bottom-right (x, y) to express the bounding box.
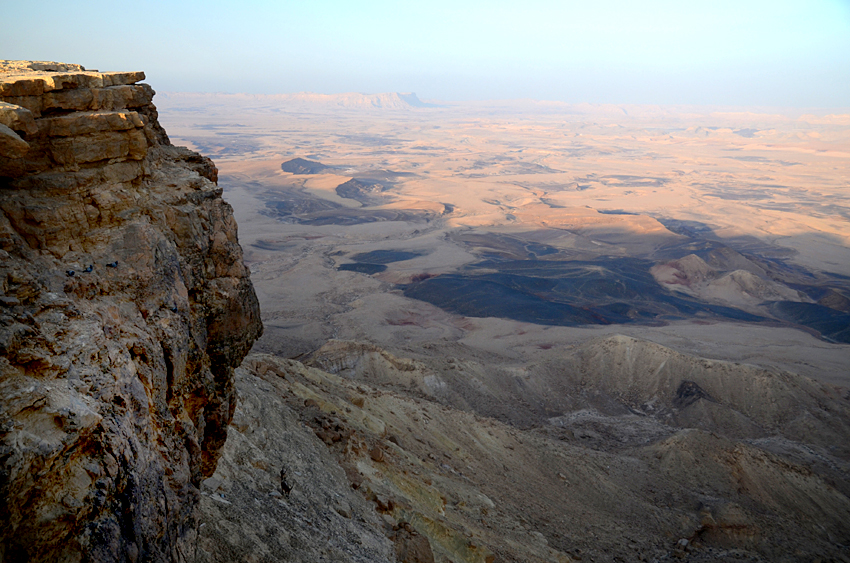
top-left (0, 61), bottom-right (262, 561)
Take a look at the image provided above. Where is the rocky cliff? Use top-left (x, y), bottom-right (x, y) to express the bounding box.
top-left (0, 61), bottom-right (262, 562)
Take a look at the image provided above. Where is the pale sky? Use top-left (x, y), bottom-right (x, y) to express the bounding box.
top-left (3, 0), bottom-right (849, 106)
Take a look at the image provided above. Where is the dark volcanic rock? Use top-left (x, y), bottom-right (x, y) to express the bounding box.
top-left (402, 257), bottom-right (767, 328)
top-left (281, 157), bottom-right (331, 174)
top-left (350, 250), bottom-right (424, 264)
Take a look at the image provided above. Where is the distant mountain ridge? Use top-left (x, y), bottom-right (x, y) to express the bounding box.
top-left (158, 91), bottom-right (440, 110)
top-left (157, 92), bottom-right (849, 123)
top-left (283, 91), bottom-right (439, 109)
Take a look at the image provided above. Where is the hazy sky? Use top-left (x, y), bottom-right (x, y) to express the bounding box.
top-left (3, 0), bottom-right (849, 106)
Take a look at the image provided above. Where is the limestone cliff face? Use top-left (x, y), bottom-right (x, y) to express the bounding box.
top-left (0, 61), bottom-right (262, 562)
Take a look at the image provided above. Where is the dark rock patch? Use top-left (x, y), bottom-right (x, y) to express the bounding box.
top-left (350, 250), bottom-right (425, 264)
top-left (281, 157), bottom-right (332, 174)
top-left (673, 381), bottom-right (716, 409)
top-left (340, 263), bottom-right (388, 275)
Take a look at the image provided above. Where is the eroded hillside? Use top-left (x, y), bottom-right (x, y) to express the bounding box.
top-left (197, 342), bottom-right (850, 562)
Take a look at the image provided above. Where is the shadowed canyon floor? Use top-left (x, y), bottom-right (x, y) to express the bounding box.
top-left (156, 94), bottom-right (850, 562)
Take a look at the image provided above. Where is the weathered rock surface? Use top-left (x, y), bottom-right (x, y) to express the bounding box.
top-left (211, 338), bottom-right (849, 562)
top-left (205, 350), bottom-right (850, 563)
top-left (194, 365), bottom-right (396, 563)
top-left (0, 61), bottom-right (262, 562)
top-left (305, 335), bottom-right (850, 458)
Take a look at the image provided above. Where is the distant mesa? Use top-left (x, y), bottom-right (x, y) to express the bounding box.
top-left (395, 92), bottom-right (441, 108)
top-left (158, 91), bottom-right (442, 111)
top-left (280, 91), bottom-right (440, 109)
top-left (733, 128), bottom-right (759, 138)
top-left (281, 157), bottom-right (332, 175)
top-left (290, 92), bottom-right (441, 109)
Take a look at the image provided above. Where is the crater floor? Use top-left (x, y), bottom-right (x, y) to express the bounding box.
top-left (158, 95), bottom-right (850, 561)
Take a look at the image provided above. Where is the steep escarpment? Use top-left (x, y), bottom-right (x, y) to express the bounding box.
top-left (0, 61), bottom-right (262, 561)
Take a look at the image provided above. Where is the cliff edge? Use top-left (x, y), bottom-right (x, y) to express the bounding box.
top-left (0, 61), bottom-right (262, 561)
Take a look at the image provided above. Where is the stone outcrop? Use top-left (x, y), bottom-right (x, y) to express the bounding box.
top-left (0, 61), bottom-right (262, 561)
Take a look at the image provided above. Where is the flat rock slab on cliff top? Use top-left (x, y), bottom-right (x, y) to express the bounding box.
top-left (0, 60), bottom-right (163, 178)
top-left (0, 60), bottom-right (145, 95)
top-left (0, 60), bottom-right (150, 130)
top-left (0, 61), bottom-right (87, 73)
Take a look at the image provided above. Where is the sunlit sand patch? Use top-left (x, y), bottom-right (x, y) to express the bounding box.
top-left (301, 174), bottom-right (363, 207)
top-left (376, 199), bottom-right (446, 214)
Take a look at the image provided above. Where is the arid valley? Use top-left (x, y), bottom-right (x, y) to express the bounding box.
top-left (155, 92), bottom-right (850, 562)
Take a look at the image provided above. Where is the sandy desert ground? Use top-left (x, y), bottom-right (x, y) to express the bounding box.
top-left (156, 93), bottom-right (850, 386)
top-left (156, 93), bottom-right (850, 562)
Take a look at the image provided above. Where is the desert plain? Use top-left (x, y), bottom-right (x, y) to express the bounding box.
top-left (158, 93), bottom-right (850, 383)
top-left (156, 92), bottom-right (850, 562)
